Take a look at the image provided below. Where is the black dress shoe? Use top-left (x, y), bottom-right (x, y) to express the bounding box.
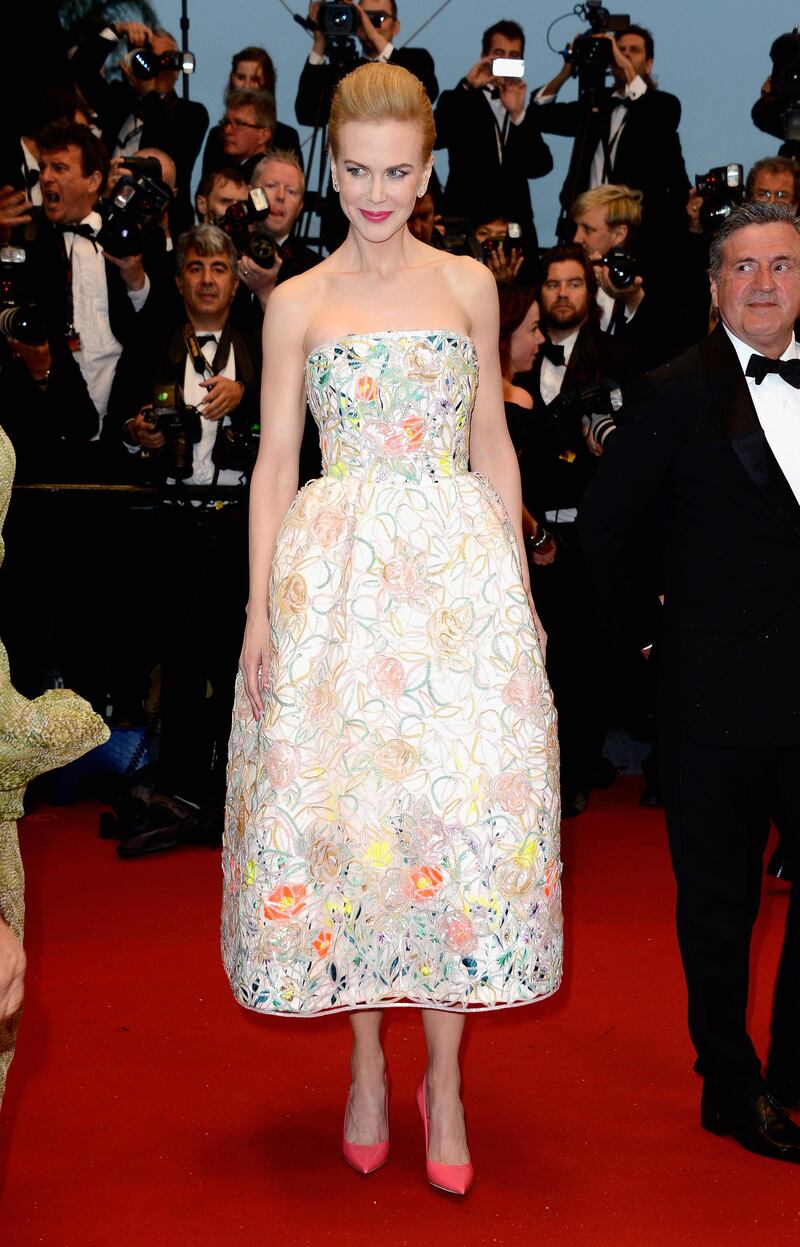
top-left (766, 848), bottom-right (794, 882)
top-left (766, 1077), bottom-right (800, 1112)
top-left (701, 1089), bottom-right (800, 1161)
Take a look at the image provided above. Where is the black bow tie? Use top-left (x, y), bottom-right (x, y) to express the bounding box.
top-left (540, 339), bottom-right (566, 367)
top-left (745, 353), bottom-right (800, 388)
top-left (195, 334), bottom-right (217, 347)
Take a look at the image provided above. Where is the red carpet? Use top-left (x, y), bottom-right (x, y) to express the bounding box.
top-left (1, 779), bottom-right (797, 1246)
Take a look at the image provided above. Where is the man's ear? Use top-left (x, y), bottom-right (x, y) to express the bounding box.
top-left (612, 222), bottom-right (629, 247)
top-left (88, 169), bottom-right (103, 196)
top-left (196, 194), bottom-right (207, 220)
top-left (709, 275), bottom-right (719, 310)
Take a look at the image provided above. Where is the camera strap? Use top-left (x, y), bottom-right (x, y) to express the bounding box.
top-left (182, 320), bottom-right (233, 378)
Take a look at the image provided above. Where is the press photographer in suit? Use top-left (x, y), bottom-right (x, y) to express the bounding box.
top-left (111, 225), bottom-right (261, 851)
top-left (580, 202), bottom-right (800, 1161)
top-left (69, 21), bottom-right (209, 236)
top-left (434, 20), bottom-right (553, 252)
top-left (536, 24), bottom-right (689, 257)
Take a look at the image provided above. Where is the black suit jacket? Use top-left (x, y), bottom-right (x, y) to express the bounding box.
top-left (579, 323), bottom-right (800, 746)
top-left (295, 47), bottom-right (438, 128)
top-left (434, 84), bottom-right (553, 236)
top-left (536, 86), bottom-right (689, 247)
top-left (70, 32), bottom-right (209, 235)
top-left (200, 121), bottom-right (304, 181)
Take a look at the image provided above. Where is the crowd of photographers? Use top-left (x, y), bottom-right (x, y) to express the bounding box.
top-left (2, 1), bottom-right (799, 846)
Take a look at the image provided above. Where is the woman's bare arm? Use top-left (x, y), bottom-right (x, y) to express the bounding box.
top-left (240, 281), bottom-right (310, 717)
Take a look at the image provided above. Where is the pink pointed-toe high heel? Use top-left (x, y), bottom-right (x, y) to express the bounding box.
top-left (416, 1076), bottom-right (474, 1195)
top-left (342, 1075), bottom-right (390, 1175)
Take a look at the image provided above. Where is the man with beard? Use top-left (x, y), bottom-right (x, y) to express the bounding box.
top-left (516, 246), bottom-right (640, 816)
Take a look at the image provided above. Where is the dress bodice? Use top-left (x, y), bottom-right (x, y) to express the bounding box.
top-left (305, 330), bottom-right (478, 484)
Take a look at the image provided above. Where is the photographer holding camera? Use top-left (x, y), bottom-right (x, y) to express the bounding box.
top-left (110, 224), bottom-right (260, 852)
top-left (514, 245), bottom-right (643, 817)
top-left (434, 20), bottom-right (553, 252)
top-left (295, 1), bottom-right (438, 127)
top-left (536, 22), bottom-right (689, 258)
top-left (69, 21), bottom-right (209, 235)
top-left (203, 89), bottom-right (277, 185)
top-left (1, 121), bottom-right (154, 481)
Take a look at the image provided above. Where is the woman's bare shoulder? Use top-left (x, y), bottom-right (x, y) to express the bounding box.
top-left (262, 263), bottom-right (333, 345)
top-left (438, 252), bottom-right (497, 297)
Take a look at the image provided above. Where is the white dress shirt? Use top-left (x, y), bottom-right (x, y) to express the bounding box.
top-left (596, 285), bottom-right (637, 333)
top-left (308, 42), bottom-right (394, 66)
top-left (724, 325), bottom-right (800, 503)
top-left (539, 327), bottom-right (580, 407)
top-left (535, 74), bottom-right (647, 187)
top-left (66, 210), bottom-right (150, 434)
top-left (178, 331), bottom-right (246, 488)
top-left (482, 86), bottom-right (526, 162)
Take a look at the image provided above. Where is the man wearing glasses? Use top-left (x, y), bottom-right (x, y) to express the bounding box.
top-left (219, 89), bottom-right (276, 183)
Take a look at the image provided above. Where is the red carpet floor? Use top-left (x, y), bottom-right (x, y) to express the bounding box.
top-left (1, 779), bottom-right (798, 1246)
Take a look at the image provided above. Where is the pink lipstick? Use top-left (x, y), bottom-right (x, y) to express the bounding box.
top-left (360, 210), bottom-right (392, 222)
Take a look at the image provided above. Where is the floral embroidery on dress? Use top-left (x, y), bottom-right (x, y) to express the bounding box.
top-left (223, 331), bottom-right (562, 1015)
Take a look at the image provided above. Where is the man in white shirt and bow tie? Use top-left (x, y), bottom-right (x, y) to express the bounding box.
top-left (581, 201), bottom-right (800, 1162)
top-left (5, 120), bottom-right (151, 481)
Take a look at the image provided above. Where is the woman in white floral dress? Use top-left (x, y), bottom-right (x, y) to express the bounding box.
top-left (224, 62), bottom-right (561, 1192)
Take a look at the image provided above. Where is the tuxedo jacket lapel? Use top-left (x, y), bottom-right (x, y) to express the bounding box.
top-left (699, 323), bottom-right (800, 538)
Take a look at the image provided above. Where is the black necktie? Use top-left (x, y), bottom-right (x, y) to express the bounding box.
top-left (745, 353), bottom-right (800, 388)
top-left (487, 86), bottom-right (501, 100)
top-left (540, 339), bottom-right (566, 367)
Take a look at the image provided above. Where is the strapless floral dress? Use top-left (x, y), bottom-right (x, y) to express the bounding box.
top-left (223, 330), bottom-right (561, 1015)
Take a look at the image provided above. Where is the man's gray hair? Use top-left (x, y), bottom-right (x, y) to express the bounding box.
top-left (226, 88), bottom-right (276, 131)
top-left (176, 224), bottom-right (238, 274)
top-left (251, 149), bottom-right (306, 193)
top-left (708, 201), bottom-right (800, 281)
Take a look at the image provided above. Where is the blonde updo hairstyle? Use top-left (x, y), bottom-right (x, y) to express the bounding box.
top-left (328, 62), bottom-right (436, 163)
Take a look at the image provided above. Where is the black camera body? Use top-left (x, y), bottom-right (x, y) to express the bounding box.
top-left (315, 2), bottom-right (360, 70)
top-left (143, 382), bottom-right (202, 480)
top-left (570, 2), bottom-right (630, 91)
top-left (547, 378), bottom-right (623, 452)
top-left (219, 188), bottom-right (277, 269)
top-left (0, 246), bottom-right (46, 346)
top-left (694, 165), bottom-right (745, 235)
top-left (127, 42), bottom-right (196, 80)
top-left (98, 170), bottom-right (172, 258)
top-left (602, 247), bottom-right (637, 289)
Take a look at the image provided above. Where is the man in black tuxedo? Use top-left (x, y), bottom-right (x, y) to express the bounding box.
top-left (536, 24), bottom-right (689, 258)
top-left (434, 20), bottom-right (552, 253)
top-left (295, 0), bottom-right (438, 128)
top-left (580, 201), bottom-right (800, 1161)
top-left (295, 0), bottom-right (437, 250)
top-left (69, 20), bottom-right (209, 236)
top-left (109, 225), bottom-right (260, 850)
top-left (515, 246), bottom-right (641, 817)
top-left (2, 121), bottom-right (153, 482)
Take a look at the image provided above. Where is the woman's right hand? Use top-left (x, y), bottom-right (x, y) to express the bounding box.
top-left (240, 611), bottom-right (272, 721)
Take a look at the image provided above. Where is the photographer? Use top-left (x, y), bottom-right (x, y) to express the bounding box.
top-left (200, 47), bottom-right (302, 180)
top-left (235, 151), bottom-right (321, 318)
top-left (434, 21), bottom-right (552, 252)
top-left (204, 89), bottom-right (277, 185)
top-left (69, 22), bottom-right (208, 237)
top-left (110, 225), bottom-right (260, 852)
top-left (515, 245), bottom-right (644, 817)
top-left (752, 32), bottom-right (800, 161)
top-left (536, 23), bottom-right (689, 257)
top-left (195, 168), bottom-right (249, 226)
top-left (1, 121), bottom-right (152, 482)
top-left (295, 1), bottom-right (438, 127)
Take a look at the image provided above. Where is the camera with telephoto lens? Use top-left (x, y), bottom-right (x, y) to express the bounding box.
top-left (124, 42), bottom-right (196, 80)
top-left (218, 187), bottom-right (277, 269)
top-left (98, 165), bottom-right (172, 258)
top-left (694, 165), bottom-right (745, 235)
top-left (768, 30), bottom-right (800, 141)
top-left (569, 2), bottom-right (630, 91)
top-left (601, 246), bottom-right (637, 289)
top-left (0, 246), bottom-right (46, 346)
top-left (143, 382), bottom-right (202, 480)
top-left (315, 2), bottom-right (360, 70)
top-left (547, 378), bottom-right (623, 453)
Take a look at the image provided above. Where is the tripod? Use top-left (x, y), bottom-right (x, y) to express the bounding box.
top-left (555, 68), bottom-right (612, 244)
